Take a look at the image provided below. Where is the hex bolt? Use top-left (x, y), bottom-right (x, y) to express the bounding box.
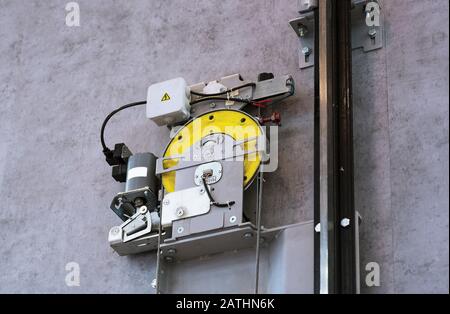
top-left (243, 232), bottom-right (253, 239)
top-left (176, 207), bottom-right (185, 217)
top-left (341, 218), bottom-right (351, 228)
top-left (151, 278), bottom-right (157, 289)
top-left (167, 248), bottom-right (177, 255)
top-left (302, 47), bottom-right (312, 56)
top-left (315, 223), bottom-right (321, 233)
top-left (163, 199), bottom-right (170, 206)
top-left (368, 28), bottom-right (377, 39)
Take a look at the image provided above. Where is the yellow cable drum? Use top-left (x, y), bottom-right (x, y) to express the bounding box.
top-left (162, 109), bottom-right (263, 193)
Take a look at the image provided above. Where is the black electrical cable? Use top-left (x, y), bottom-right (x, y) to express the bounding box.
top-left (100, 101), bottom-right (147, 156)
top-left (190, 96), bottom-right (252, 107)
top-left (190, 83), bottom-right (256, 97)
top-left (201, 177), bottom-right (235, 208)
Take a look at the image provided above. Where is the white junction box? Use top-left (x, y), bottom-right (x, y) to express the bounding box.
top-left (146, 77), bottom-right (191, 126)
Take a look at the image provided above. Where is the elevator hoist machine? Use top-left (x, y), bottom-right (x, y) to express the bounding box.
top-left (101, 73), bottom-right (294, 260)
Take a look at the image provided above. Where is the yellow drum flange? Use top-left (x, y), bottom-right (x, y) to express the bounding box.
top-left (162, 110), bottom-right (262, 192)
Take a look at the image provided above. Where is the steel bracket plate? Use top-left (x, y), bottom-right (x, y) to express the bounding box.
top-left (108, 227), bottom-right (160, 256)
top-left (351, 0), bottom-right (384, 52)
top-left (289, 12), bottom-right (315, 69)
top-left (160, 223), bottom-right (279, 262)
top-left (161, 186), bottom-right (211, 227)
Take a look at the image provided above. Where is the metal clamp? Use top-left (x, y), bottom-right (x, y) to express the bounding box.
top-left (289, 12), bottom-right (315, 69)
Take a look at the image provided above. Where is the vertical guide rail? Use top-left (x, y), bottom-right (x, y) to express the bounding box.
top-left (313, 4), bottom-right (321, 294)
top-left (315, 0), bottom-right (357, 294)
top-left (336, 0), bottom-right (357, 294)
top-left (317, 0), bottom-right (337, 294)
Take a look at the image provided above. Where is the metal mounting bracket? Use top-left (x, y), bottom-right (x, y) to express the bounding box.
top-left (289, 12), bottom-right (315, 69)
top-left (351, 0), bottom-right (384, 52)
top-left (290, 0), bottom-right (384, 69)
top-left (298, 0), bottom-right (318, 14)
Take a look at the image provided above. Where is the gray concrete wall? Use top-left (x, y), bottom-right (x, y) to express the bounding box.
top-left (0, 0), bottom-right (448, 293)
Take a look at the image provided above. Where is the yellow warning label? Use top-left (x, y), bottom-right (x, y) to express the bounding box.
top-left (161, 93), bottom-right (171, 102)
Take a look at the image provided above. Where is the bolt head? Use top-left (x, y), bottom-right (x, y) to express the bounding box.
top-left (163, 199), bottom-right (170, 206)
top-left (341, 218), bottom-right (351, 228)
top-left (302, 47), bottom-right (312, 56)
top-left (368, 28), bottom-right (377, 38)
top-left (243, 232), bottom-right (253, 239)
top-left (315, 223), bottom-right (321, 233)
top-left (176, 207), bottom-right (185, 217)
top-left (110, 226), bottom-right (120, 235)
top-left (151, 278), bottom-right (157, 289)
top-left (167, 248), bottom-right (177, 255)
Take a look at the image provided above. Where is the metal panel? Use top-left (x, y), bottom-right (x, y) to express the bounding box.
top-left (267, 222), bottom-right (314, 293)
top-left (161, 186), bottom-right (211, 227)
top-left (160, 222), bottom-right (314, 294)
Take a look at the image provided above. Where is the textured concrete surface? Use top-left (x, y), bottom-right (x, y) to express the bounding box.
top-left (384, 0), bottom-right (449, 293)
top-left (0, 0), bottom-right (448, 293)
top-left (354, 0), bottom-right (449, 294)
